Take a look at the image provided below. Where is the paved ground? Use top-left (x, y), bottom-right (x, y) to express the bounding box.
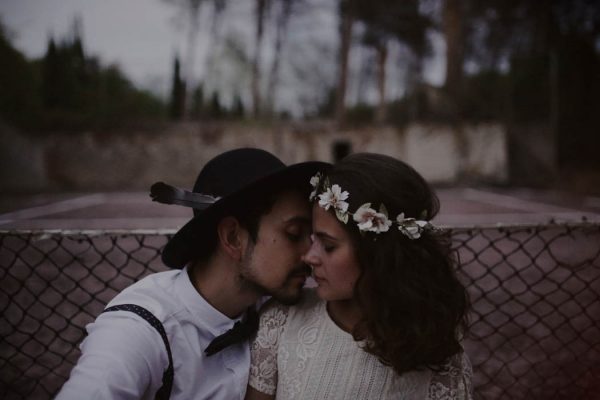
top-left (1, 187), bottom-right (599, 230)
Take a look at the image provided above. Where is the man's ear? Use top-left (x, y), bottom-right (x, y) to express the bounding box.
top-left (216, 216), bottom-right (248, 261)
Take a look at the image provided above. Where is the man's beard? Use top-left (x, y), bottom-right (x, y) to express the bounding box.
top-left (270, 263), bottom-right (312, 305)
top-left (238, 244), bottom-right (311, 305)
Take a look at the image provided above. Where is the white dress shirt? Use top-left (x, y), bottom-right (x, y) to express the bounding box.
top-left (56, 267), bottom-right (250, 400)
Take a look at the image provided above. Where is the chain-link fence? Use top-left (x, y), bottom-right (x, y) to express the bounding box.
top-left (1, 223), bottom-right (599, 399)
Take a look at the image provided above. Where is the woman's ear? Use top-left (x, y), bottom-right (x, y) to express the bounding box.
top-left (216, 216), bottom-right (248, 261)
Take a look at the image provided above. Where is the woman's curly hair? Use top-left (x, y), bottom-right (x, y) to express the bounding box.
top-left (321, 153), bottom-right (470, 375)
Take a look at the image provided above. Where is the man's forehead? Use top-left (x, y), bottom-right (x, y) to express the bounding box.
top-left (256, 189), bottom-right (308, 223)
top-left (274, 190), bottom-right (310, 208)
top-left (269, 201), bottom-right (312, 225)
top-left (260, 210), bottom-right (311, 231)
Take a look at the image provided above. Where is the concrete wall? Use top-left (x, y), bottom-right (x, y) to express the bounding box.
top-left (0, 121), bottom-right (508, 192)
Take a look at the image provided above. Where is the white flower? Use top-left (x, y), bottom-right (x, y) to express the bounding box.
top-left (318, 184), bottom-right (349, 213)
top-left (353, 203), bottom-right (392, 233)
top-left (313, 180), bottom-right (432, 238)
top-left (308, 173), bottom-right (321, 201)
top-left (396, 213), bottom-right (429, 239)
top-left (353, 204), bottom-right (377, 231)
top-left (309, 173), bottom-right (321, 188)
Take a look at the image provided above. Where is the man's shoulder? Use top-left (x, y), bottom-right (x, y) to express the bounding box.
top-left (105, 269), bottom-right (182, 321)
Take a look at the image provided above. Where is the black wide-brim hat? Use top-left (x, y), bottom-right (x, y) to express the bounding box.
top-left (151, 148), bottom-right (330, 268)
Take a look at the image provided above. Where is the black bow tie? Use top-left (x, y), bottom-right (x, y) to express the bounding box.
top-left (204, 308), bottom-right (259, 356)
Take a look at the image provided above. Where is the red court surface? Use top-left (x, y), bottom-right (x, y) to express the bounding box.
top-left (1, 187), bottom-right (599, 230)
top-left (2, 188), bottom-right (599, 398)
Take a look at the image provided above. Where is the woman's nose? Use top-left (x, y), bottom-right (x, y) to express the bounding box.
top-left (301, 243), bottom-right (320, 266)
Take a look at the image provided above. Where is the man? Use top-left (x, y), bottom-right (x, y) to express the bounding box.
top-left (57, 148), bottom-right (329, 400)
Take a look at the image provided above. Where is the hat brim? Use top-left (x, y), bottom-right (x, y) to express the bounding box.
top-left (162, 161), bottom-right (330, 268)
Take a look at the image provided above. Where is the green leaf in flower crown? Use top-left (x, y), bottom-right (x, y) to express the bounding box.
top-left (335, 208), bottom-right (349, 224)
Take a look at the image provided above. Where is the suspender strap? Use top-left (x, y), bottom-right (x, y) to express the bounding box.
top-left (103, 304), bottom-right (174, 400)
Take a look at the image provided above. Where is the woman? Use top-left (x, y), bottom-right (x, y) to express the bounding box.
top-left (246, 153), bottom-right (472, 399)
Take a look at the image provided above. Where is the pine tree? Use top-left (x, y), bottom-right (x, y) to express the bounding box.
top-left (169, 56), bottom-right (186, 120)
top-left (209, 92), bottom-right (223, 119)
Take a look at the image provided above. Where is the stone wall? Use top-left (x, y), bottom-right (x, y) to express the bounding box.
top-left (0, 121), bottom-right (508, 193)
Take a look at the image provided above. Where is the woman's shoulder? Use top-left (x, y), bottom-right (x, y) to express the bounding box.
top-left (427, 351), bottom-right (473, 399)
top-left (439, 350), bottom-right (472, 378)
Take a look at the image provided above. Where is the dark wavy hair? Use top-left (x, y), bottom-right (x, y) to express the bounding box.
top-left (320, 153), bottom-right (470, 375)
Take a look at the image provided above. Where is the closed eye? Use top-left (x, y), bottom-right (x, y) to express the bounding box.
top-left (312, 232), bottom-right (337, 253)
top-left (285, 224), bottom-right (310, 243)
top-left (323, 244), bottom-right (336, 253)
top-left (286, 232), bottom-right (302, 242)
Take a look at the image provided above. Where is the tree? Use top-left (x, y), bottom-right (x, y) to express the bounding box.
top-left (163, 0), bottom-right (226, 117)
top-left (181, 0), bottom-right (204, 118)
top-left (231, 93), bottom-right (245, 118)
top-left (170, 55), bottom-right (186, 120)
top-left (334, 0), bottom-right (356, 125)
top-left (190, 84), bottom-right (205, 118)
top-left (41, 35), bottom-right (87, 112)
top-left (41, 38), bottom-right (60, 108)
top-left (1, 17), bottom-right (165, 132)
top-left (0, 22), bottom-right (42, 129)
top-left (333, 0), bottom-right (429, 125)
top-left (264, 0), bottom-right (297, 117)
top-left (443, 0), bottom-right (465, 113)
top-left (251, 0), bottom-right (270, 117)
top-left (463, 0), bottom-right (600, 170)
top-left (355, 0), bottom-right (430, 123)
top-left (209, 91), bottom-right (224, 119)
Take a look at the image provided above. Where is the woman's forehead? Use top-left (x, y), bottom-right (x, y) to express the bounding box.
top-left (312, 205), bottom-right (347, 236)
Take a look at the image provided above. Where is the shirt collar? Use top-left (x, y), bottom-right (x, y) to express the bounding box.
top-left (176, 266), bottom-right (243, 336)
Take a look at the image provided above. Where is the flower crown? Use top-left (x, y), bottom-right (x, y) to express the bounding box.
top-left (309, 172), bottom-right (434, 239)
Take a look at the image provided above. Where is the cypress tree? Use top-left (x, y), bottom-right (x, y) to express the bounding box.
top-left (169, 55), bottom-right (185, 120)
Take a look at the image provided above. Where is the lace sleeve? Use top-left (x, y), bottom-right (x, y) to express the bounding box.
top-left (428, 352), bottom-right (473, 400)
top-left (248, 300), bottom-right (290, 395)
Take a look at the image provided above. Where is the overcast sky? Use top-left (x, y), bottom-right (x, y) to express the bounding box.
top-left (0, 0), bottom-right (186, 96)
top-left (0, 0), bottom-right (445, 112)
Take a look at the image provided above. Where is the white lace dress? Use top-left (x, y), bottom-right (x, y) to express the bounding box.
top-left (248, 289), bottom-right (473, 400)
